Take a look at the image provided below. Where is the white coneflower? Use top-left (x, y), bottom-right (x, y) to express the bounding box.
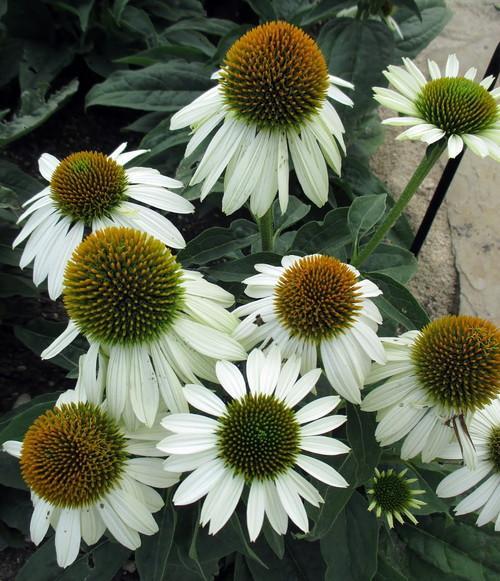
top-left (14, 143), bottom-right (194, 299)
top-left (362, 316), bottom-right (500, 467)
top-left (367, 468), bottom-right (426, 528)
top-left (233, 254), bottom-right (386, 404)
top-left (170, 21), bottom-right (354, 217)
top-left (2, 390), bottom-right (178, 568)
top-left (374, 55), bottom-right (500, 160)
top-left (40, 227), bottom-right (246, 427)
top-left (437, 399), bottom-right (500, 531)
top-left (158, 347), bottom-right (349, 539)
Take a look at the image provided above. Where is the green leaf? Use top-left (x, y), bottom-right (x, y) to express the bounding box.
top-left (291, 207), bottom-right (352, 258)
top-left (0, 273), bottom-right (38, 297)
top-left (166, 17), bottom-right (237, 37)
top-left (86, 61), bottom-right (213, 112)
top-left (273, 196), bottom-right (310, 234)
top-left (309, 454), bottom-right (357, 540)
top-left (0, 159), bottom-right (42, 203)
top-left (398, 516), bottom-right (500, 581)
top-left (19, 42), bottom-right (75, 92)
top-left (346, 404), bottom-right (381, 485)
top-left (318, 18), bottom-right (395, 117)
top-left (0, 393), bottom-right (59, 445)
top-left (0, 452), bottom-right (26, 490)
top-left (369, 273), bottom-right (430, 334)
top-left (296, 0), bottom-right (353, 26)
top-left (0, 486), bottom-right (31, 534)
top-left (0, 79), bottom-right (79, 147)
top-left (136, 493), bottom-right (177, 581)
top-left (363, 243), bottom-right (418, 284)
top-left (244, 0), bottom-right (277, 20)
top-left (348, 194), bottom-right (387, 250)
top-left (395, 0), bottom-right (452, 59)
top-left (53, 0), bottom-right (96, 33)
top-left (178, 220), bottom-right (258, 266)
top-left (205, 252), bottom-right (282, 283)
top-left (403, 463), bottom-right (450, 516)
top-left (16, 537), bottom-right (130, 581)
top-left (111, 0), bottom-right (130, 25)
top-left (320, 492), bottom-right (379, 581)
top-left (14, 319), bottom-right (86, 373)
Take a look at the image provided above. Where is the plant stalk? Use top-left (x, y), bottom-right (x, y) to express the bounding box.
top-left (352, 141), bottom-right (447, 268)
top-left (257, 206), bottom-right (274, 252)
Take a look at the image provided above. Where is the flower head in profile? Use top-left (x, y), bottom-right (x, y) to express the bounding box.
top-left (40, 227), bottom-right (246, 427)
top-left (14, 143), bottom-right (194, 299)
top-left (2, 390), bottom-right (178, 568)
top-left (170, 21), bottom-right (354, 217)
top-left (367, 467), bottom-right (426, 528)
top-left (362, 316), bottom-right (500, 466)
top-left (158, 347), bottom-right (349, 539)
top-left (374, 55), bottom-right (500, 160)
top-left (437, 398), bottom-right (500, 531)
top-left (233, 254), bottom-right (386, 404)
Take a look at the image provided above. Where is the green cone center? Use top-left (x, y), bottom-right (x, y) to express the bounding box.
top-left (274, 255), bottom-right (362, 343)
top-left (217, 393), bottom-right (300, 481)
top-left (50, 151), bottom-right (128, 223)
top-left (488, 426), bottom-right (500, 473)
top-left (412, 315), bottom-right (500, 412)
top-left (64, 226), bottom-right (185, 345)
top-left (20, 402), bottom-right (127, 508)
top-left (416, 77), bottom-right (497, 135)
top-left (372, 471), bottom-right (411, 513)
top-left (220, 21), bottom-right (329, 130)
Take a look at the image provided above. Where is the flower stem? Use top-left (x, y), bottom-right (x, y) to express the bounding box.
top-left (257, 207), bottom-right (274, 252)
top-left (352, 141), bottom-right (446, 268)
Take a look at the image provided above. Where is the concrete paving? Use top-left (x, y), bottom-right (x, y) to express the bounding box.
top-left (373, 0), bottom-right (499, 323)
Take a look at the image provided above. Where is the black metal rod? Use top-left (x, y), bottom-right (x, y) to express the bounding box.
top-left (411, 42), bottom-right (500, 256)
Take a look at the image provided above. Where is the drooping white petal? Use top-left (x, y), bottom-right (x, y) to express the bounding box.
top-left (437, 463), bottom-right (491, 498)
top-left (161, 413), bottom-right (218, 434)
top-left (247, 481), bottom-right (266, 541)
top-left (157, 432), bottom-right (217, 455)
top-left (107, 488), bottom-right (158, 535)
top-left (55, 508), bottom-right (81, 568)
top-left (38, 153), bottom-right (60, 181)
top-left (80, 506), bottom-right (105, 546)
top-left (301, 415), bottom-right (347, 436)
top-left (97, 500), bottom-right (141, 550)
top-left (30, 498), bottom-right (52, 545)
top-left (300, 436), bottom-right (350, 456)
top-left (275, 474), bottom-right (309, 532)
top-left (41, 320), bottom-right (80, 360)
top-left (183, 384), bottom-right (227, 416)
top-left (295, 396), bottom-right (341, 424)
top-left (447, 134), bottom-right (464, 158)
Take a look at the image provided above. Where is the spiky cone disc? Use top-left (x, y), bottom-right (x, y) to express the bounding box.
top-left (411, 315), bottom-right (500, 413)
top-left (63, 226), bottom-right (185, 346)
top-left (367, 468), bottom-right (426, 528)
top-left (220, 21), bottom-right (329, 130)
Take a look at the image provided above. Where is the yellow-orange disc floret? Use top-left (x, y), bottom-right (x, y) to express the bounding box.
top-left (50, 151), bottom-right (128, 223)
top-left (20, 402), bottom-right (127, 508)
top-left (274, 255), bottom-right (363, 342)
top-left (220, 21), bottom-right (329, 129)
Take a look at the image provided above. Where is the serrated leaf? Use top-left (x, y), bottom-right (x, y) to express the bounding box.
top-left (86, 61), bottom-right (213, 112)
top-left (0, 79), bottom-right (78, 147)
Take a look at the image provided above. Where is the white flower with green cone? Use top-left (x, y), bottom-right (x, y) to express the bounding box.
top-left (40, 226), bottom-right (246, 427)
top-left (158, 347), bottom-right (349, 539)
top-left (2, 389), bottom-right (179, 568)
top-left (14, 143), bottom-right (194, 299)
top-left (437, 398), bottom-right (500, 531)
top-left (233, 254), bottom-right (386, 404)
top-left (374, 54), bottom-right (500, 160)
top-left (170, 21), bottom-right (353, 217)
top-left (362, 316), bottom-right (500, 467)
